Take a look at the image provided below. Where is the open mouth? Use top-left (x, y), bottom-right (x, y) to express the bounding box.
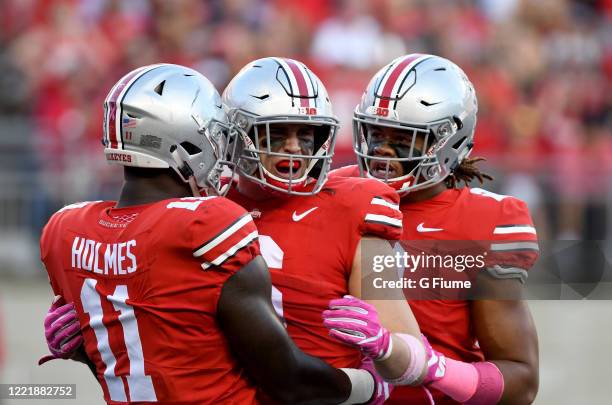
top-left (275, 160), bottom-right (302, 177)
top-left (369, 161), bottom-right (399, 179)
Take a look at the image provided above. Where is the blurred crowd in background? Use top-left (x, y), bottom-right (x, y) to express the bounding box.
top-left (0, 0), bottom-right (610, 275)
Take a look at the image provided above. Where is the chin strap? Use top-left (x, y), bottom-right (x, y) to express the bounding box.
top-left (188, 177), bottom-right (202, 197)
top-left (170, 145), bottom-right (202, 197)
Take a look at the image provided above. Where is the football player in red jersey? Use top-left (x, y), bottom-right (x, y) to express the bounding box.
top-left (38, 63), bottom-right (393, 405)
top-left (218, 57), bottom-right (432, 400)
top-left (328, 54), bottom-right (539, 404)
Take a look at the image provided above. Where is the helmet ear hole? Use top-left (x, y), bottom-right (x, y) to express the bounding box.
top-left (180, 141), bottom-right (202, 155)
top-left (452, 137), bottom-right (467, 150)
top-left (452, 116), bottom-right (463, 130)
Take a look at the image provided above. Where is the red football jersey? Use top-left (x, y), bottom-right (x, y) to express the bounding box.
top-left (227, 176), bottom-right (402, 369)
top-left (40, 197), bottom-right (260, 405)
top-left (330, 165), bottom-right (539, 404)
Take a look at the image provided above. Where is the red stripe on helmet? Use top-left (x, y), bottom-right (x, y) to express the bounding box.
top-left (105, 67), bottom-right (147, 149)
top-left (284, 59), bottom-right (310, 108)
top-left (378, 54), bottom-right (423, 109)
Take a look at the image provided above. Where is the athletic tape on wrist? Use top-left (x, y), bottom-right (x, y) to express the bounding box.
top-left (383, 333), bottom-right (427, 386)
top-left (339, 368), bottom-right (375, 405)
top-left (429, 357), bottom-right (478, 402)
top-left (464, 362), bottom-right (504, 405)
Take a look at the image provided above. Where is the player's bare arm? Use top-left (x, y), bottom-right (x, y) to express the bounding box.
top-left (218, 255), bottom-right (375, 405)
top-left (346, 236), bottom-right (427, 384)
top-left (472, 277), bottom-right (539, 404)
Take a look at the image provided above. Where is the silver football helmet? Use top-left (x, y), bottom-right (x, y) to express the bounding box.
top-left (103, 63), bottom-right (234, 196)
top-left (222, 57), bottom-right (339, 195)
top-left (353, 54), bottom-right (478, 195)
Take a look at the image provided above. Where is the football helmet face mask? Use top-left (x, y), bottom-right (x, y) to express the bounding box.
top-left (222, 57), bottom-right (339, 195)
top-left (103, 64), bottom-right (235, 196)
top-left (353, 54), bottom-right (478, 195)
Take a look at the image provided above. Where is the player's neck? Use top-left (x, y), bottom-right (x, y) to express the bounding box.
top-left (401, 182), bottom-right (448, 204)
top-left (236, 176), bottom-right (278, 201)
top-left (116, 170), bottom-right (191, 208)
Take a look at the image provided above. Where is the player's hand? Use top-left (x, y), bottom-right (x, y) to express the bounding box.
top-left (38, 296), bottom-right (83, 365)
top-left (322, 295), bottom-right (392, 361)
top-left (421, 334), bottom-right (447, 384)
top-left (360, 357), bottom-right (393, 404)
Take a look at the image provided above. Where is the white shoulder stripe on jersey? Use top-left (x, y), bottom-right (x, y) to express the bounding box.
top-left (370, 197), bottom-right (400, 211)
top-left (469, 188), bottom-right (509, 201)
top-left (201, 230), bottom-right (258, 270)
top-left (193, 214), bottom-right (253, 258)
top-left (493, 225), bottom-right (536, 235)
top-left (58, 201), bottom-right (102, 212)
top-left (490, 242), bottom-right (539, 252)
top-left (365, 213), bottom-right (402, 228)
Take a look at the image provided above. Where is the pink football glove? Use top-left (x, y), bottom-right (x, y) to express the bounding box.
top-left (360, 357), bottom-right (393, 404)
top-left (421, 334), bottom-right (447, 384)
top-left (38, 296), bottom-right (83, 365)
top-left (322, 295), bottom-right (392, 361)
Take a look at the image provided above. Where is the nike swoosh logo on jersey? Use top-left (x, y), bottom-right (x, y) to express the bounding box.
top-left (416, 222), bottom-right (443, 232)
top-left (292, 207), bottom-right (318, 222)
